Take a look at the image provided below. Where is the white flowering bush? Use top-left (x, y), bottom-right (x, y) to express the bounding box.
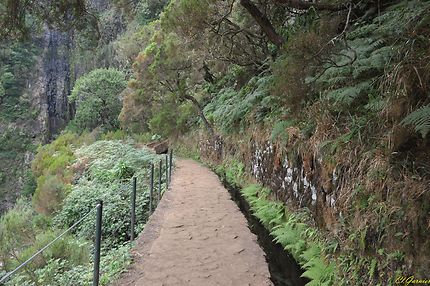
top-left (2, 139), bottom-right (167, 286)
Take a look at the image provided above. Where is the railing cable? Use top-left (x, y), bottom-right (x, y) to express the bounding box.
top-left (0, 205), bottom-right (98, 284)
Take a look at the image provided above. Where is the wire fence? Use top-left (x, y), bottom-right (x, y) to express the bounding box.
top-left (0, 150), bottom-right (174, 286)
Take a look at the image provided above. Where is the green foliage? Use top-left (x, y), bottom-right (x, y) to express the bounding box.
top-left (22, 171), bottom-right (37, 197)
top-left (134, 0), bottom-right (169, 25)
top-left (248, 185), bottom-right (334, 286)
top-left (31, 132), bottom-right (80, 214)
top-left (313, 1), bottom-right (430, 114)
top-left (69, 68), bottom-right (126, 131)
top-left (0, 0), bottom-right (99, 40)
top-left (217, 160), bottom-right (335, 286)
top-left (101, 130), bottom-right (128, 141)
top-left (204, 75), bottom-right (279, 134)
top-left (0, 41), bottom-right (39, 124)
top-left (4, 245), bottom-right (131, 286)
top-left (55, 140), bottom-right (163, 247)
top-left (224, 160), bottom-right (245, 185)
top-left (33, 175), bottom-right (72, 214)
top-left (401, 104), bottom-right (430, 138)
top-left (0, 79), bottom-right (4, 101)
top-left (0, 129), bottom-right (31, 153)
top-left (0, 199), bottom-right (90, 285)
top-left (149, 99), bottom-right (196, 137)
top-left (270, 120), bottom-right (296, 142)
top-left (2, 139), bottom-right (165, 285)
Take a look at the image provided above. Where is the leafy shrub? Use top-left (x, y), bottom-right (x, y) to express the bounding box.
top-left (31, 133), bottom-right (78, 214)
top-left (22, 171), bottom-right (37, 197)
top-left (0, 199), bottom-right (89, 285)
top-left (55, 140), bottom-right (163, 248)
top-left (3, 140), bottom-right (166, 285)
top-left (204, 75), bottom-right (277, 134)
top-left (32, 175), bottom-right (71, 214)
top-left (5, 245), bottom-right (131, 286)
top-left (101, 130), bottom-right (128, 140)
top-left (69, 68), bottom-right (126, 131)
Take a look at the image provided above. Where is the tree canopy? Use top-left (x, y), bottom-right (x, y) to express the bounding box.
top-left (69, 68), bottom-right (126, 131)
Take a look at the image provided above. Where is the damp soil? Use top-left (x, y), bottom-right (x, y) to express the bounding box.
top-left (220, 178), bottom-right (309, 286)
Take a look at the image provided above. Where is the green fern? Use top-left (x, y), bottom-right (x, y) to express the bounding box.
top-left (301, 257), bottom-right (336, 286)
top-left (270, 120), bottom-right (295, 142)
top-left (241, 184), bottom-right (260, 200)
top-left (401, 104), bottom-right (430, 138)
top-left (315, 0), bottom-right (430, 113)
top-left (326, 80), bottom-right (373, 106)
top-left (300, 243), bottom-right (321, 262)
top-left (252, 198), bottom-right (284, 227)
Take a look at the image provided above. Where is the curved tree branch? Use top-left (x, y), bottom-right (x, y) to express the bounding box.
top-left (239, 0), bottom-right (284, 47)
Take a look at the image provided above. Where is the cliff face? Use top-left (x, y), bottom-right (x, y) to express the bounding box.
top-left (0, 0), bottom-right (130, 213)
top-left (0, 27), bottom-right (75, 213)
top-left (30, 28), bottom-right (75, 142)
top-left (43, 29), bottom-right (74, 137)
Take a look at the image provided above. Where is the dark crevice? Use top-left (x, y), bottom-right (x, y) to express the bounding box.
top-left (219, 177), bottom-right (309, 286)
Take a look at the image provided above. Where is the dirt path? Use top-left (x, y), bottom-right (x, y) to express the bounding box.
top-left (113, 159), bottom-right (272, 286)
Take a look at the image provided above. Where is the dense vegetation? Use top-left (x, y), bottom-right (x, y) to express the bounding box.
top-left (116, 0), bottom-right (429, 284)
top-left (1, 133), bottom-right (167, 285)
top-left (69, 68), bottom-right (126, 131)
top-left (1, 0), bottom-right (429, 285)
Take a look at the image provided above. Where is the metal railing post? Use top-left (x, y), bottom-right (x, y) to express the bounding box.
top-left (169, 149), bottom-right (173, 182)
top-left (130, 177), bottom-right (137, 241)
top-left (93, 200), bottom-right (103, 286)
top-left (158, 159), bottom-right (162, 202)
top-left (165, 154), bottom-right (169, 189)
top-left (150, 163), bottom-right (154, 213)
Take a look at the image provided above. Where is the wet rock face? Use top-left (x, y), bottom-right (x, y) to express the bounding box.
top-left (0, 27), bottom-right (75, 213)
top-left (200, 136), bottom-right (340, 231)
top-left (41, 28), bottom-right (74, 138)
top-left (249, 140), bottom-right (340, 230)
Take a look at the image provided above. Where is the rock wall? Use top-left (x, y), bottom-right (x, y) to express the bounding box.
top-left (43, 29), bottom-right (74, 137)
top-left (199, 135), bottom-right (338, 230)
top-left (29, 28), bottom-right (75, 141)
top-left (198, 130), bottom-right (430, 276)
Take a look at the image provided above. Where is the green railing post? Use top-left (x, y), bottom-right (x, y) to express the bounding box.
top-left (150, 163), bottom-right (154, 213)
top-left (130, 177), bottom-right (137, 241)
top-left (165, 154), bottom-right (169, 189)
top-left (158, 159), bottom-right (162, 202)
top-left (169, 149), bottom-right (173, 183)
top-left (93, 200), bottom-right (103, 286)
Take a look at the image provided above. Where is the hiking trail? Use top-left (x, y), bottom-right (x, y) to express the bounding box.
top-left (113, 159), bottom-right (272, 286)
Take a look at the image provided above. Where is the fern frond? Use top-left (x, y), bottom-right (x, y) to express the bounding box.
top-left (300, 243), bottom-right (321, 262)
top-left (347, 23), bottom-right (377, 40)
top-left (401, 104), bottom-right (430, 138)
top-left (326, 80), bottom-right (373, 106)
top-left (270, 120), bottom-right (295, 142)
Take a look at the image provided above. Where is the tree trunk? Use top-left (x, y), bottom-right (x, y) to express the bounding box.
top-left (239, 0), bottom-right (284, 47)
top-left (182, 93), bottom-right (215, 136)
top-left (273, 0), bottom-right (344, 11)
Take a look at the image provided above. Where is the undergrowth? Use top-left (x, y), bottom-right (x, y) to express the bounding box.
top-left (214, 160), bottom-right (335, 286)
top-left (1, 134), bottom-right (168, 285)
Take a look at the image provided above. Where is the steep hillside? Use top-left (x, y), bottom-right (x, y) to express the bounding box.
top-left (1, 134), bottom-right (165, 285)
top-left (0, 0), bottom-right (131, 213)
top-left (118, 0), bottom-right (430, 284)
top-left (1, 0), bottom-right (429, 285)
